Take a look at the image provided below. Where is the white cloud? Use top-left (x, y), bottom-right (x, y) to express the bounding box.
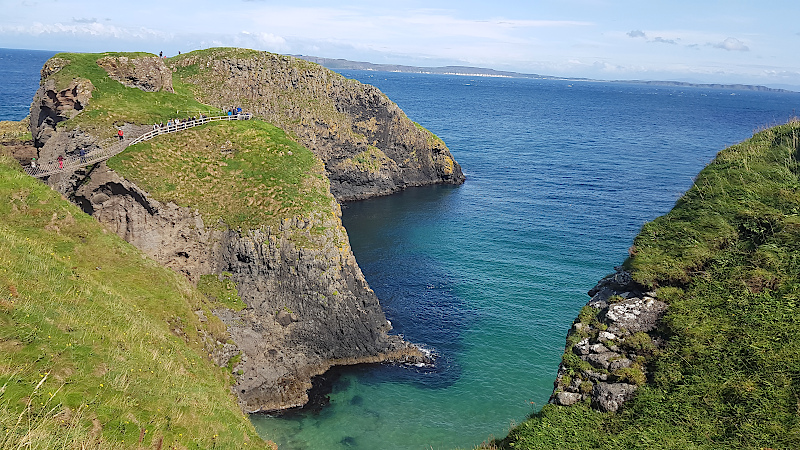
top-left (0, 21), bottom-right (171, 41)
top-left (652, 36), bottom-right (678, 45)
top-left (713, 37), bottom-right (749, 51)
top-left (627, 30), bottom-right (646, 38)
top-left (233, 31), bottom-right (288, 52)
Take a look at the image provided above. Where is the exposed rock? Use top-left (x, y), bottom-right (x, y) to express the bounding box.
top-left (549, 267), bottom-right (668, 412)
top-left (97, 55), bottom-right (174, 93)
top-left (29, 77), bottom-right (94, 158)
top-left (72, 163), bottom-right (428, 411)
top-left (602, 296), bottom-right (667, 334)
top-left (553, 391), bottom-right (582, 406)
top-left (169, 49), bottom-right (465, 201)
top-left (591, 382), bottom-right (638, 413)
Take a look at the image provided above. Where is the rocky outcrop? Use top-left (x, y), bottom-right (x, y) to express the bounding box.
top-left (72, 164), bottom-right (427, 411)
top-left (96, 55), bottom-right (174, 93)
top-left (26, 50), bottom-right (448, 412)
top-left (29, 75), bottom-right (95, 162)
top-left (169, 49), bottom-right (464, 201)
top-left (549, 268), bottom-right (667, 412)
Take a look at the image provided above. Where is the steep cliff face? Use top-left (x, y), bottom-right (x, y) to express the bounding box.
top-left (169, 48), bottom-right (465, 201)
top-left (71, 159), bottom-right (423, 412)
top-left (27, 50), bottom-right (452, 412)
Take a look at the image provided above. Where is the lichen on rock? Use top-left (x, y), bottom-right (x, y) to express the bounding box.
top-left (549, 267), bottom-right (667, 412)
top-left (168, 48), bottom-right (465, 201)
top-left (96, 55), bottom-right (174, 93)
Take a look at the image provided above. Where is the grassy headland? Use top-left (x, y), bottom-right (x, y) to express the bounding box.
top-left (46, 52), bottom-right (219, 142)
top-left (107, 119), bottom-right (334, 232)
top-left (1, 48), bottom-right (347, 449)
top-left (497, 120), bottom-right (800, 449)
top-left (0, 155), bottom-right (270, 448)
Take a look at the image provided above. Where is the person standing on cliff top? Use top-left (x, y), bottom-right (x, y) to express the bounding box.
top-left (57, 154), bottom-right (64, 169)
top-left (117, 129), bottom-right (124, 141)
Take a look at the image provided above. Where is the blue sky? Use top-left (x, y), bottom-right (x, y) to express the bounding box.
top-left (2, 0), bottom-right (800, 88)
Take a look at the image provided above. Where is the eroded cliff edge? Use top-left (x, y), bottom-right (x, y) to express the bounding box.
top-left (168, 48), bottom-right (465, 201)
top-left (26, 50), bottom-right (444, 412)
top-left (72, 165), bottom-right (421, 411)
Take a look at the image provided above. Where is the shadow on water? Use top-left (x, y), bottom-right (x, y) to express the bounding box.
top-left (266, 182), bottom-right (473, 421)
top-left (341, 184), bottom-right (474, 390)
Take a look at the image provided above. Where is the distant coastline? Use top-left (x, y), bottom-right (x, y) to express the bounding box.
top-left (296, 55), bottom-right (798, 94)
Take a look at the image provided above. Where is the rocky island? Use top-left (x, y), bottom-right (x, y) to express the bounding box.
top-left (0, 48), bottom-right (462, 448)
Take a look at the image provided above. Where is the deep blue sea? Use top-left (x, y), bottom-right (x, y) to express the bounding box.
top-left (3, 49), bottom-right (800, 449)
top-left (0, 48), bottom-right (56, 121)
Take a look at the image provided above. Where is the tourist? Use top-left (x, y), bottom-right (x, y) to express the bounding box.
top-left (79, 149), bottom-right (86, 163)
top-left (117, 129), bottom-right (124, 141)
top-left (30, 157), bottom-right (36, 169)
top-left (57, 154), bottom-right (64, 169)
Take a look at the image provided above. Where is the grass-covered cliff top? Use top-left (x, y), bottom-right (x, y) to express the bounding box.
top-left (108, 119), bottom-right (334, 231)
top-left (43, 51), bottom-right (337, 234)
top-left (168, 47), bottom-right (378, 142)
top-left (498, 120), bottom-right (800, 449)
top-left (0, 155), bottom-right (270, 449)
top-left (46, 52), bottom-right (218, 142)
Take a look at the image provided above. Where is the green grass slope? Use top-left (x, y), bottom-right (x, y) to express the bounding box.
top-left (0, 155), bottom-right (271, 448)
top-left (48, 52), bottom-right (219, 142)
top-left (107, 118), bottom-right (334, 233)
top-left (497, 120), bottom-right (800, 450)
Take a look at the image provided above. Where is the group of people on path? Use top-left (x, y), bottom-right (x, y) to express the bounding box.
top-left (152, 114), bottom-right (211, 133)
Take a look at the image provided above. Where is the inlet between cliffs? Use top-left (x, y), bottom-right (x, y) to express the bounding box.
top-left (249, 72), bottom-right (800, 449)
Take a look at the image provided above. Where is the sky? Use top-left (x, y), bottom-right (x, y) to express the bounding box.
top-left (2, 0), bottom-right (800, 89)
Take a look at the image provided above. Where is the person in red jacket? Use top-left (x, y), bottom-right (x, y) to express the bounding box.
top-left (118, 129), bottom-right (124, 141)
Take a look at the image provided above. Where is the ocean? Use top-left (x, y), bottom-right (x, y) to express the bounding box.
top-left (2, 48), bottom-right (799, 449)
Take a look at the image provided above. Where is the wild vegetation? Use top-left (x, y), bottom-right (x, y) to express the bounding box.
top-left (0, 155), bottom-right (271, 449)
top-left (496, 120), bottom-right (800, 449)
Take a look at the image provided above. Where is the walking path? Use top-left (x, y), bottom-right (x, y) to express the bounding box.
top-left (25, 113), bottom-right (252, 178)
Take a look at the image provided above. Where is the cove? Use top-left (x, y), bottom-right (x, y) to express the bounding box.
top-left (251, 72), bottom-right (800, 449)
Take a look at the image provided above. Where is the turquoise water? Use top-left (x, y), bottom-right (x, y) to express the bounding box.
top-left (251, 73), bottom-right (800, 449)
top-left (3, 51), bottom-right (799, 450)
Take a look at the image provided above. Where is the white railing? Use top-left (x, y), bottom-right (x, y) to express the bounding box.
top-left (25, 113), bottom-right (252, 178)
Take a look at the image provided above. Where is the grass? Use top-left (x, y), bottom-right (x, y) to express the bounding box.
top-left (496, 120), bottom-right (800, 449)
top-left (106, 118), bottom-right (334, 232)
top-left (46, 52), bottom-right (219, 142)
top-left (0, 155), bottom-right (271, 449)
top-left (0, 119), bottom-right (31, 143)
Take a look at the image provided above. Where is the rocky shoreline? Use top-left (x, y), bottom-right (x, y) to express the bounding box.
top-left (549, 268), bottom-right (667, 412)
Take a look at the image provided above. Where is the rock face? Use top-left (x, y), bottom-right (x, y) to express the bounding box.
top-left (29, 70), bottom-right (96, 164)
top-left (72, 164), bottom-right (426, 411)
top-left (549, 268), bottom-right (668, 412)
top-left (96, 55), bottom-right (174, 93)
top-left (27, 50), bottom-right (454, 412)
top-left (169, 49), bottom-right (465, 201)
